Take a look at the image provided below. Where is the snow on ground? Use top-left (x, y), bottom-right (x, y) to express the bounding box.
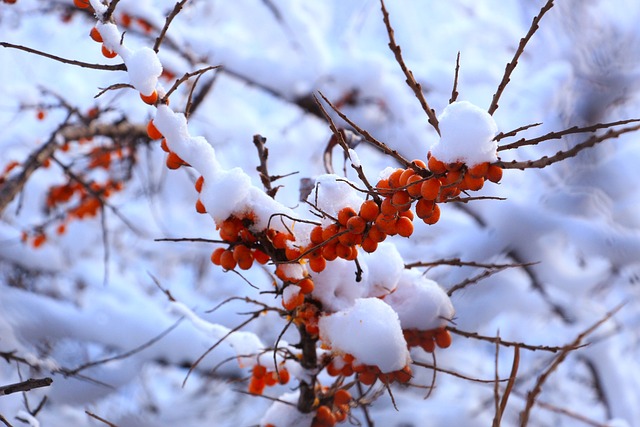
top-left (2, 0), bottom-right (640, 426)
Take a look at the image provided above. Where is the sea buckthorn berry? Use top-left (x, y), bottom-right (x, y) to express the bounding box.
top-left (443, 169), bottom-right (463, 186)
top-left (326, 362), bottom-right (342, 377)
top-left (315, 406), bottom-right (336, 427)
top-left (380, 197), bottom-right (397, 216)
top-left (195, 199), bottom-right (206, 214)
top-left (358, 370), bottom-right (377, 386)
top-left (298, 278), bottom-right (314, 294)
top-left (101, 45), bottom-right (117, 58)
top-left (195, 176), bottom-right (204, 192)
top-left (396, 216), bottom-right (414, 238)
top-left (375, 214), bottom-right (397, 235)
top-left (335, 243), bottom-right (352, 260)
top-left (233, 245), bottom-right (254, 270)
top-left (219, 250), bottom-right (237, 270)
top-left (391, 190), bottom-right (411, 211)
top-left (32, 233), bottom-right (47, 248)
top-left (322, 242), bottom-right (338, 261)
top-left (420, 338), bottom-right (436, 353)
top-left (333, 389), bottom-right (352, 405)
top-left (74, 0), bottom-right (90, 8)
top-left (248, 376), bottom-right (265, 395)
top-left (468, 162), bottom-right (490, 178)
top-left (253, 365), bottom-right (267, 379)
top-left (420, 178), bottom-right (441, 200)
top-left (435, 329), bottom-right (453, 349)
top-left (253, 249), bottom-right (270, 265)
top-left (341, 363), bottom-right (354, 376)
top-left (147, 120), bottom-right (163, 140)
top-left (321, 223), bottom-right (340, 242)
top-left (428, 156), bottom-right (447, 174)
top-left (367, 226), bottom-right (387, 243)
top-left (375, 179), bottom-right (393, 197)
top-left (462, 173), bottom-right (484, 191)
top-left (346, 215), bottom-right (366, 234)
top-left (394, 366), bottom-right (412, 383)
top-left (399, 168), bottom-right (415, 187)
top-left (446, 161), bottom-right (464, 172)
top-left (211, 248), bottom-right (225, 265)
top-left (487, 164), bottom-right (503, 183)
top-left (282, 290), bottom-right (305, 311)
top-left (272, 232), bottom-right (293, 250)
top-left (387, 168), bottom-right (405, 189)
top-left (310, 225), bottom-right (324, 244)
top-left (337, 207), bottom-right (357, 226)
top-left (400, 209), bottom-right (414, 221)
top-left (140, 90), bottom-right (159, 105)
top-left (160, 138), bottom-right (170, 153)
top-left (410, 159), bottom-right (427, 169)
top-left (415, 198), bottom-right (435, 219)
top-left (361, 237), bottom-right (378, 253)
top-left (264, 372), bottom-right (277, 387)
top-left (359, 200), bottom-right (379, 222)
top-left (166, 152), bottom-right (185, 170)
top-left (277, 368), bottom-right (290, 384)
top-left (338, 230), bottom-right (362, 247)
top-left (406, 174), bottom-right (423, 197)
top-left (89, 27), bottom-right (102, 43)
top-left (422, 204), bottom-right (441, 225)
top-left (308, 255), bottom-right (326, 273)
top-left (285, 246), bottom-right (301, 261)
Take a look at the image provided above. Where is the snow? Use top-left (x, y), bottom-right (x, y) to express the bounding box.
top-left (125, 47), bottom-right (162, 96)
top-left (318, 298), bottom-right (411, 372)
top-left (429, 100), bottom-right (499, 165)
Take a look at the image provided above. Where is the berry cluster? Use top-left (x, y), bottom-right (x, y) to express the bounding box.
top-left (310, 389), bottom-right (353, 427)
top-left (146, 120), bottom-right (190, 170)
top-left (403, 327), bottom-right (452, 353)
top-left (248, 364), bottom-right (291, 395)
top-left (325, 353), bottom-right (412, 386)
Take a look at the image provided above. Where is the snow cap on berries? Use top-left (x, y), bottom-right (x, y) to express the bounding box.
top-left (430, 100), bottom-right (498, 166)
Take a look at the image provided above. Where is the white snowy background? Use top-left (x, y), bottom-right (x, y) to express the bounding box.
top-left (2, 0), bottom-right (640, 426)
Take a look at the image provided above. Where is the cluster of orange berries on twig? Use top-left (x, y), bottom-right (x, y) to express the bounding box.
top-left (248, 364), bottom-right (291, 395)
top-left (325, 353), bottom-right (412, 387)
top-left (310, 388), bottom-right (353, 427)
top-left (403, 327), bottom-right (452, 353)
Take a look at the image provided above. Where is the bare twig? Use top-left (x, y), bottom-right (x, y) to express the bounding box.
top-left (85, 411), bottom-right (119, 427)
top-left (493, 122), bottom-right (542, 142)
top-left (0, 378), bottom-right (52, 396)
top-left (405, 258), bottom-right (535, 270)
top-left (380, 0), bottom-right (440, 134)
top-left (0, 42), bottom-right (126, 71)
top-left (487, 0), bottom-right (554, 115)
top-left (498, 123), bottom-right (640, 170)
top-left (493, 345), bottom-right (520, 427)
top-left (447, 265), bottom-right (512, 296)
top-left (450, 52), bottom-right (461, 104)
top-left (519, 303), bottom-right (624, 426)
top-left (253, 134), bottom-right (279, 198)
top-left (448, 327), bottom-right (584, 353)
top-left (163, 65), bottom-right (220, 102)
top-left (0, 414), bottom-right (14, 427)
top-left (154, 0), bottom-right (191, 53)
top-left (103, 0), bottom-right (122, 22)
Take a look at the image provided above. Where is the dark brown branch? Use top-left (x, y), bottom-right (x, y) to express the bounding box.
top-left (519, 303), bottom-right (624, 426)
top-left (163, 65), bottom-right (220, 102)
top-left (497, 118), bottom-right (640, 151)
top-left (0, 42), bottom-right (126, 71)
top-left (449, 52), bottom-right (461, 104)
top-left (487, 0), bottom-right (554, 115)
top-left (405, 258), bottom-right (535, 270)
top-left (497, 123), bottom-right (640, 170)
top-left (253, 134), bottom-right (279, 198)
top-left (102, 0), bottom-right (122, 22)
top-left (318, 91), bottom-right (412, 167)
top-left (447, 265), bottom-right (512, 296)
top-left (493, 122), bottom-right (542, 142)
top-left (448, 327), bottom-right (585, 353)
top-left (493, 345), bottom-right (519, 427)
top-left (380, 0), bottom-right (440, 135)
top-left (85, 411), bottom-right (119, 427)
top-left (0, 378), bottom-right (52, 396)
top-left (154, 0), bottom-right (191, 53)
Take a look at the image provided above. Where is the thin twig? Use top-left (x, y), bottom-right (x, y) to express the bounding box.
top-left (154, 0), bottom-right (191, 53)
top-left (85, 411), bottom-right (119, 427)
top-left (487, 0), bottom-right (554, 115)
top-left (448, 327), bottom-right (585, 353)
top-left (380, 0), bottom-right (440, 134)
top-left (103, 0), bottom-right (122, 22)
top-left (449, 52), bottom-right (461, 104)
top-left (493, 122), bottom-right (542, 142)
top-left (0, 42), bottom-right (126, 71)
top-left (0, 378), bottom-right (52, 396)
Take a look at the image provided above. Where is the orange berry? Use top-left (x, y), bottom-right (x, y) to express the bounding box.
top-left (337, 207), bottom-right (357, 226)
top-left (359, 200), bottom-right (379, 222)
top-left (298, 278), bottom-right (315, 294)
top-left (346, 215), bottom-right (366, 234)
top-left (380, 197), bottom-right (397, 216)
top-left (341, 363), bottom-right (353, 376)
top-left (264, 372), bottom-right (277, 387)
top-left (315, 406), bottom-right (336, 427)
top-left (396, 216), bottom-right (414, 238)
top-left (321, 223), bottom-right (340, 242)
top-left (468, 162), bottom-right (490, 178)
top-left (195, 176), bottom-right (204, 192)
top-left (420, 178), bottom-right (441, 200)
top-left (374, 214), bottom-right (397, 235)
top-left (211, 247), bottom-right (225, 265)
top-left (74, 0), bottom-right (90, 8)
top-left (361, 237), bottom-right (378, 253)
top-left (435, 329), bottom-right (453, 349)
top-left (446, 161), bottom-right (464, 172)
top-left (410, 159), bottom-right (427, 169)
top-left (391, 190), bottom-right (411, 211)
top-left (366, 226), bottom-right (387, 243)
top-left (422, 204), bottom-right (441, 225)
top-left (219, 250), bottom-right (237, 270)
top-left (387, 168), bottom-right (404, 189)
top-left (375, 179), bottom-right (393, 197)
top-left (394, 366), bottom-right (412, 383)
top-left (358, 371), bottom-right (377, 386)
top-left (32, 233), bottom-right (47, 248)
top-left (253, 364), bottom-right (267, 379)
top-left (406, 174), bottom-right (423, 197)
top-left (399, 168), bottom-right (415, 187)
top-left (147, 120), bottom-right (163, 140)
top-left (285, 246), bottom-right (301, 261)
top-left (326, 362), bottom-right (342, 377)
top-left (400, 209), bottom-right (414, 221)
top-left (166, 152), bottom-right (184, 170)
top-left (443, 169), bottom-right (463, 187)
top-left (195, 199), bottom-right (206, 214)
top-left (336, 243), bottom-right (353, 260)
top-left (420, 337), bottom-right (436, 353)
top-left (282, 290), bottom-right (305, 311)
top-left (462, 173), bottom-right (484, 191)
top-left (140, 90), bottom-right (158, 105)
top-left (89, 27), bottom-right (102, 43)
top-left (310, 225), bottom-right (324, 244)
top-left (322, 242), bottom-right (338, 261)
top-left (308, 256), bottom-right (326, 273)
top-left (415, 199), bottom-right (435, 219)
top-left (101, 44), bottom-right (117, 58)
top-left (428, 156), bottom-right (447, 174)
top-left (160, 138), bottom-right (170, 153)
top-left (253, 249), bottom-right (270, 265)
top-left (277, 368), bottom-right (290, 384)
top-left (272, 232), bottom-right (293, 250)
top-left (487, 164), bottom-right (503, 183)
top-left (248, 376), bottom-right (265, 395)
top-left (333, 389), bottom-right (351, 405)
top-left (233, 245), bottom-right (254, 270)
